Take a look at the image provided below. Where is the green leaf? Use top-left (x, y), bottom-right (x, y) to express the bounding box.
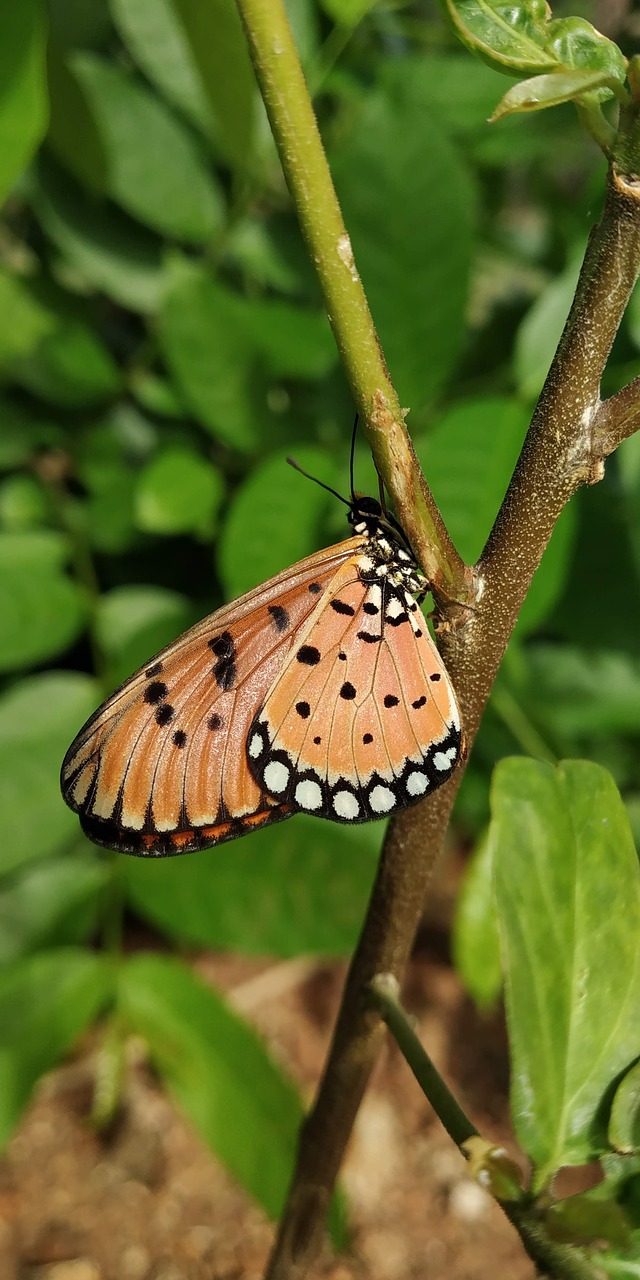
top-left (69, 53), bottom-right (223, 242)
top-left (521, 646), bottom-right (640, 739)
top-left (515, 502), bottom-right (577, 636)
top-left (159, 266), bottom-right (335, 449)
top-left (109, 0), bottom-right (216, 137)
top-left (514, 255), bottom-right (582, 401)
top-left (0, 949), bottom-right (113, 1150)
top-left (610, 1060), bottom-right (640, 1154)
top-left (46, 37), bottom-right (108, 195)
top-left (117, 955), bottom-right (306, 1222)
top-left (14, 317), bottom-right (121, 408)
top-left (491, 758), bottom-right (640, 1184)
top-left (218, 446), bottom-right (338, 599)
top-left (415, 396), bottom-right (529, 564)
top-left (333, 65), bottom-right (475, 412)
top-left (0, 267), bottom-right (57, 367)
top-left (95, 586), bottom-right (194, 689)
top-left (33, 158), bottom-right (166, 314)
top-left (159, 267), bottom-right (262, 450)
top-left (0, 846), bottom-right (107, 965)
top-left (170, 0), bottom-right (257, 170)
top-left (0, 0), bottom-right (48, 205)
top-left (0, 532), bottom-right (86, 671)
top-left (492, 68), bottom-right (624, 121)
top-left (124, 814), bottom-right (379, 957)
top-left (0, 671), bottom-right (101, 874)
top-left (135, 448), bottom-right (223, 536)
top-left (452, 831), bottom-right (502, 1010)
top-left (319, 0), bottom-right (378, 26)
top-left (438, 0), bottom-right (557, 76)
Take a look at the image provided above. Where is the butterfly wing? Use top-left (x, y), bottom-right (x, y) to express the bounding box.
top-left (61, 539), bottom-right (361, 855)
top-left (247, 559), bottom-right (462, 822)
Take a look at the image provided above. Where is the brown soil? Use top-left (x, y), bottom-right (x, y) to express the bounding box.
top-left (0, 922), bottom-right (537, 1280)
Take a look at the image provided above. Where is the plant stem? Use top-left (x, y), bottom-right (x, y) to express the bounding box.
top-left (368, 974), bottom-right (478, 1147)
top-left (234, 0), bottom-right (470, 606)
top-left (232, 10), bottom-right (640, 1275)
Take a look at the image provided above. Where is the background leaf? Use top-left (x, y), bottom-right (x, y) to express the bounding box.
top-left (0, 0), bottom-right (48, 206)
top-left (491, 758), bottom-right (640, 1184)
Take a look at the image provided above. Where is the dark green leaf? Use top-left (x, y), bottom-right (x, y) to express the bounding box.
top-left (0, 846), bottom-right (107, 965)
top-left (515, 502), bottom-right (577, 636)
top-left (492, 759), bottom-right (640, 1184)
top-left (218, 446), bottom-right (339, 599)
top-left (0, 949), bottom-right (113, 1150)
top-left (0, 671), bottom-right (100, 874)
top-left (610, 1060), bottom-right (640, 1155)
top-left (33, 158), bottom-right (166, 314)
top-left (521, 646), bottom-right (640, 739)
top-left (333, 66), bottom-right (475, 412)
top-left (109, 0), bottom-right (216, 137)
top-left (170, 0), bottom-right (257, 170)
top-left (0, 532), bottom-right (86, 671)
top-left (415, 395), bottom-right (529, 564)
top-left (95, 586), bottom-right (194, 688)
top-left (46, 37), bottom-right (108, 194)
top-left (70, 53), bottom-right (223, 242)
top-left (319, 0), bottom-right (377, 25)
top-left (14, 317), bottom-right (121, 408)
top-left (135, 448), bottom-right (223, 535)
top-left (0, 0), bottom-right (48, 206)
top-left (124, 814), bottom-right (380, 957)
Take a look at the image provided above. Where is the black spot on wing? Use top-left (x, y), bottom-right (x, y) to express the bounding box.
top-left (384, 694), bottom-right (399, 708)
top-left (357, 631), bottom-right (381, 644)
top-left (144, 680), bottom-right (168, 705)
top-left (313, 735), bottom-right (322, 744)
top-left (340, 682), bottom-right (356, 700)
top-left (363, 602), bottom-right (379, 615)
top-left (268, 604), bottom-right (290, 632)
top-left (363, 733), bottom-right (373, 744)
top-left (308, 582), bottom-right (322, 594)
top-left (156, 703), bottom-right (175, 726)
top-left (330, 599), bottom-right (355, 616)
top-left (145, 662), bottom-right (163, 679)
top-left (173, 729), bottom-right (187, 747)
top-left (297, 644), bottom-right (321, 665)
top-left (209, 630), bottom-right (237, 690)
top-left (412, 696), bottom-right (427, 709)
top-left (430, 672), bottom-right (441, 682)
top-left (208, 713), bottom-right (223, 731)
top-left (296, 701), bottom-right (311, 719)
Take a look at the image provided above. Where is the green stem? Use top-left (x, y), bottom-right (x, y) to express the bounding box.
top-left (234, 0), bottom-right (469, 604)
top-left (368, 974), bottom-right (478, 1148)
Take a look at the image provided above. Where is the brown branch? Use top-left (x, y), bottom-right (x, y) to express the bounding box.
top-left (265, 160), bottom-right (640, 1279)
top-left (594, 373), bottom-right (640, 452)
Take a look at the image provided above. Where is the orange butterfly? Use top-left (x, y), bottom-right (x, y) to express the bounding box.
top-left (61, 491), bottom-right (463, 856)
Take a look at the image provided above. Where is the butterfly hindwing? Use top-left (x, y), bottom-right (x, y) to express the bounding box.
top-left (61, 540), bottom-right (361, 855)
top-left (247, 558), bottom-right (462, 823)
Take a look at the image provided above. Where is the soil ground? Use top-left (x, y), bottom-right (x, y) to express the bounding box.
top-left (0, 863), bottom-right (537, 1280)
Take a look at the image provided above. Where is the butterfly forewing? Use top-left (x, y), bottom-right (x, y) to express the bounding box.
top-left (61, 539), bottom-right (361, 855)
top-left (247, 556), bottom-right (462, 823)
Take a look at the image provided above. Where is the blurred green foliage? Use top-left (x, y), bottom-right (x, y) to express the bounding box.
top-left (0, 0), bottom-right (639, 1233)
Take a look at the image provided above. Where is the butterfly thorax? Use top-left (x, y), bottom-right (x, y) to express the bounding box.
top-left (348, 496), bottom-right (426, 595)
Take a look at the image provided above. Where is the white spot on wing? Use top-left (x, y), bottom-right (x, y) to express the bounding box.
top-left (333, 790), bottom-right (359, 819)
top-left (369, 784), bottom-right (396, 813)
top-left (248, 732), bottom-right (263, 759)
top-left (264, 760), bottom-right (290, 793)
top-left (433, 747), bottom-right (458, 772)
top-left (406, 770), bottom-right (429, 797)
top-left (386, 595), bottom-right (404, 618)
top-left (295, 778), bottom-right (322, 810)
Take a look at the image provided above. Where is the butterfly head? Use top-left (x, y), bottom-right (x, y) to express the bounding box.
top-left (347, 495), bottom-right (427, 594)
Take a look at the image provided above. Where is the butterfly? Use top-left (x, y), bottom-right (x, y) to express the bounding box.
top-left (61, 487), bottom-right (463, 857)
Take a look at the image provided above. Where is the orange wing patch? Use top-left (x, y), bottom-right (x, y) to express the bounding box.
top-left (247, 561), bottom-right (462, 823)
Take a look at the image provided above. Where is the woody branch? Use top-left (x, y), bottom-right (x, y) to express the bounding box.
top-left (234, 1), bottom-right (640, 1277)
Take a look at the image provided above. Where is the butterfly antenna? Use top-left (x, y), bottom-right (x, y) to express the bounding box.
top-left (349, 413), bottom-right (358, 502)
top-left (286, 456), bottom-right (350, 506)
top-left (377, 468), bottom-right (388, 515)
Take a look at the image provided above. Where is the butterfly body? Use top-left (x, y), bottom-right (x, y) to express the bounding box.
top-left (61, 497), bottom-right (462, 856)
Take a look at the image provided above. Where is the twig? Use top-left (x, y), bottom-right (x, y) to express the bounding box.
top-left (234, 0), bottom-right (471, 607)
top-left (232, 3), bottom-right (640, 1274)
